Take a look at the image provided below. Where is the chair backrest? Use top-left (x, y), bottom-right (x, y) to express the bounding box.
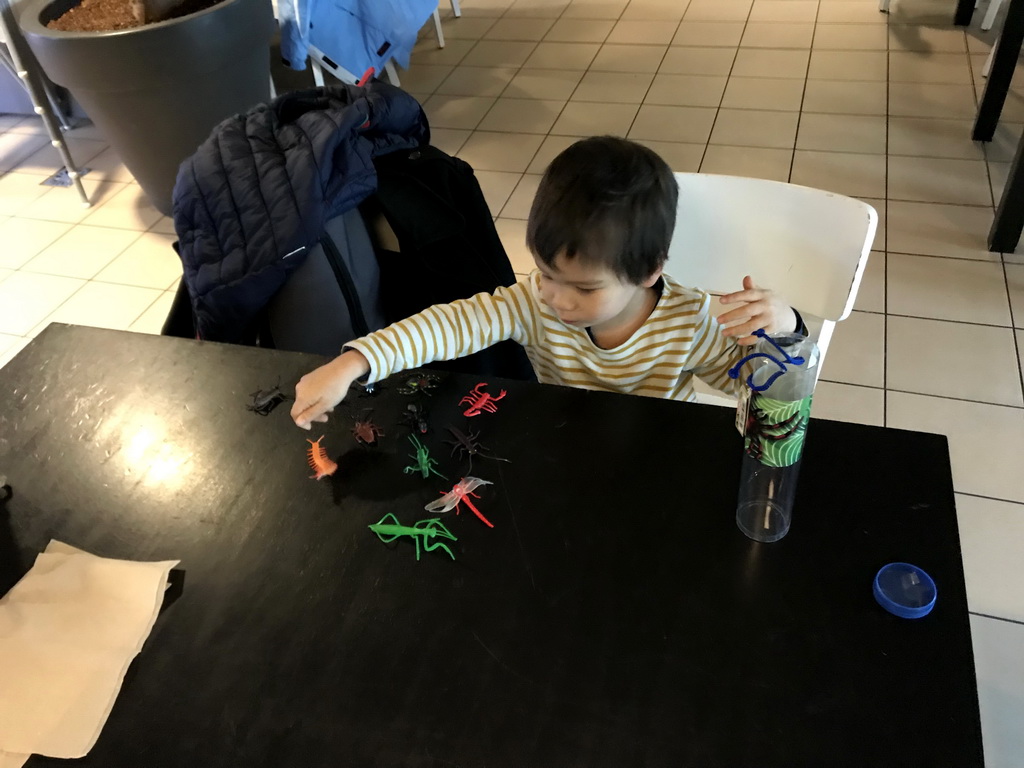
top-left (665, 173), bottom-right (877, 405)
top-left (667, 172), bottom-right (877, 323)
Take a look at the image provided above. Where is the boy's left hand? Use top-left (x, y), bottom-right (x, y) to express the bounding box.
top-left (717, 276), bottom-right (798, 346)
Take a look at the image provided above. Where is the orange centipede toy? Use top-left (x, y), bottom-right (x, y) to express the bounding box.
top-left (306, 436), bottom-right (338, 480)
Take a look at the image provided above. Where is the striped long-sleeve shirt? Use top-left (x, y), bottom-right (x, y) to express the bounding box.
top-left (346, 271), bottom-right (744, 401)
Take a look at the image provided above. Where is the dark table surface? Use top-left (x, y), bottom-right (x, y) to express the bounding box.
top-left (0, 324), bottom-right (983, 768)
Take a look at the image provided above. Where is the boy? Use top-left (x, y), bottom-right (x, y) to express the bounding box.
top-left (291, 136), bottom-right (797, 430)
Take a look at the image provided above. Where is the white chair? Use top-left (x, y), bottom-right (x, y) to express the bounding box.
top-left (665, 173), bottom-right (878, 408)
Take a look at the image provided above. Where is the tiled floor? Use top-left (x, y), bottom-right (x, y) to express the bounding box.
top-left (3, 0), bottom-right (1024, 762)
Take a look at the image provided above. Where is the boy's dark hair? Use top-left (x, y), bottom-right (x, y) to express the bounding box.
top-left (526, 136), bottom-right (678, 285)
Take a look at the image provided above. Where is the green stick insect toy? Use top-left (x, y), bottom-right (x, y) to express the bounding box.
top-left (368, 513), bottom-right (457, 561)
top-left (403, 435), bottom-right (447, 480)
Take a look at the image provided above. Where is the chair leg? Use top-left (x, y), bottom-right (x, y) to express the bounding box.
top-left (983, 44), bottom-right (996, 77)
top-left (433, 7), bottom-right (445, 48)
top-left (982, 0), bottom-right (1004, 30)
top-left (311, 58), bottom-right (325, 88)
top-left (384, 59), bottom-right (401, 87)
top-left (450, 0), bottom-right (461, 17)
top-left (269, 73), bottom-right (277, 99)
top-left (879, 0), bottom-right (891, 12)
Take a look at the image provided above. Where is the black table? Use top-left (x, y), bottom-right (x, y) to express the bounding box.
top-left (972, 0), bottom-right (1024, 251)
top-left (0, 325), bottom-right (984, 767)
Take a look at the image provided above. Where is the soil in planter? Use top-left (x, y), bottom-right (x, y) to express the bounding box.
top-left (46, 0), bottom-right (223, 31)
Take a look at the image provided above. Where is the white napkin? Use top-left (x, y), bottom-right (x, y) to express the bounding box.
top-left (0, 541), bottom-right (179, 763)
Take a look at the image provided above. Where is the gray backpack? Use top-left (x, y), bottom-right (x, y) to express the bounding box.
top-left (261, 208), bottom-right (386, 356)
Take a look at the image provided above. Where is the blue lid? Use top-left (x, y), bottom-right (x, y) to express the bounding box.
top-left (873, 563), bottom-right (937, 619)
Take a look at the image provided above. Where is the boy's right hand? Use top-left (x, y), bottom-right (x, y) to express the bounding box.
top-left (291, 350), bottom-right (371, 430)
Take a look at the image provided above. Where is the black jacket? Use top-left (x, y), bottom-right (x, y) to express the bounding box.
top-left (172, 82), bottom-right (428, 343)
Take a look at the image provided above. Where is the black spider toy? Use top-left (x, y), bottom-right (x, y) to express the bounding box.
top-left (246, 383), bottom-right (289, 416)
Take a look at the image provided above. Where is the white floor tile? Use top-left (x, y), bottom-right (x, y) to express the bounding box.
top-left (633, 140), bottom-right (704, 173)
top-left (22, 225), bottom-right (141, 279)
top-left (887, 316), bottom-right (1023, 406)
top-left (0, 336), bottom-right (31, 370)
top-left (83, 183), bottom-right (163, 231)
top-left (475, 170), bottom-right (523, 215)
top-left (0, 218), bottom-right (73, 269)
top-left (819, 310), bottom-right (885, 388)
top-left (810, 381), bottom-right (885, 426)
top-left (0, 332), bottom-right (20, 356)
top-left (494, 217), bottom-right (533, 274)
top-left (148, 216), bottom-right (178, 236)
top-left (92, 232), bottom-right (181, 290)
top-left (527, 134), bottom-right (584, 173)
top-left (128, 290), bottom-right (176, 335)
top-left (957, 494), bottom-right (1024, 624)
top-left (1007, 264), bottom-right (1024, 329)
top-left (19, 180), bottom-right (125, 224)
top-left (31, 281), bottom-right (164, 335)
top-left (628, 104), bottom-right (714, 144)
top-left (0, 271), bottom-right (85, 336)
top-left (477, 97), bottom-right (565, 133)
top-left (13, 138), bottom-right (108, 176)
top-left (505, 69), bottom-right (584, 100)
top-left (0, 133), bottom-right (50, 174)
top-left (457, 131), bottom-right (546, 173)
top-left (0, 172), bottom-right (50, 216)
top-left (887, 253), bottom-right (1013, 326)
top-left (856, 251), bottom-right (885, 313)
top-left (969, 615), bottom-right (1024, 768)
top-left (887, 391), bottom-right (1024, 503)
top-left (555, 101), bottom-right (639, 137)
top-left (886, 201), bottom-right (1000, 262)
top-left (83, 147), bottom-right (137, 183)
top-left (500, 173), bottom-right (541, 219)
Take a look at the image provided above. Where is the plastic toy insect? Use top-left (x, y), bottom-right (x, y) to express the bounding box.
top-left (744, 400), bottom-right (811, 465)
top-left (401, 402), bottom-right (429, 435)
top-left (352, 411), bottom-right (385, 447)
top-left (306, 436), bottom-right (338, 480)
top-left (397, 372), bottom-right (442, 396)
top-left (368, 513), bottom-right (457, 561)
top-left (459, 382), bottom-right (506, 417)
top-left (445, 425), bottom-right (509, 471)
top-left (246, 382), bottom-right (289, 415)
top-left (403, 435), bottom-right (446, 480)
top-left (425, 476), bottom-right (495, 528)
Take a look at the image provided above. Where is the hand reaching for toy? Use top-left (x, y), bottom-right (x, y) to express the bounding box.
top-left (717, 276), bottom-right (798, 346)
top-left (291, 350), bottom-right (371, 430)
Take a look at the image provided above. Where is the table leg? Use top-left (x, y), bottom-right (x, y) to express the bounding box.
top-left (989, 132), bottom-right (1024, 252)
top-left (955, 0), bottom-right (975, 25)
top-left (974, 0), bottom-right (1024, 141)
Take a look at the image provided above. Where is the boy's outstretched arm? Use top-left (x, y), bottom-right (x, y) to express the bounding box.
top-left (717, 276), bottom-right (799, 345)
top-left (290, 284), bottom-right (533, 429)
top-left (291, 350), bottom-right (370, 430)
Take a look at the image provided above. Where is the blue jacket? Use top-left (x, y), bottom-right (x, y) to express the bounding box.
top-left (172, 82), bottom-right (429, 344)
top-left (279, 0), bottom-right (436, 76)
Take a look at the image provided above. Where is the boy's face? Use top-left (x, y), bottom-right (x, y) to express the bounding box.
top-left (533, 253), bottom-right (659, 332)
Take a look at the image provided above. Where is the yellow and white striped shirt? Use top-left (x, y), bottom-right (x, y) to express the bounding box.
top-left (347, 271), bottom-right (743, 402)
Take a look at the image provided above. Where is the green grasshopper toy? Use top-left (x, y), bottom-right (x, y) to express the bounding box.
top-left (403, 435), bottom-right (447, 480)
top-left (368, 513), bottom-right (457, 561)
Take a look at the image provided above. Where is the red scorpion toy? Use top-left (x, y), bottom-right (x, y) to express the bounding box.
top-left (459, 382), bottom-right (506, 417)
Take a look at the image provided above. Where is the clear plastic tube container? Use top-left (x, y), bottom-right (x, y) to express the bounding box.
top-left (734, 333), bottom-right (819, 543)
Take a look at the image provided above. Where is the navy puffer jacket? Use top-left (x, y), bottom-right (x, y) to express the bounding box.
top-left (172, 82), bottom-right (429, 343)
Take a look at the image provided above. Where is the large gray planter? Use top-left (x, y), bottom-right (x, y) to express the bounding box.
top-left (19, 0), bottom-right (274, 215)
